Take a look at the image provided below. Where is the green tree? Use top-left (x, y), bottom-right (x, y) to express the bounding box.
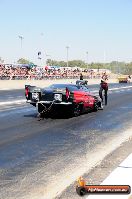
top-left (68, 60), bottom-right (86, 68)
top-left (45, 58), bottom-right (132, 75)
top-left (17, 58), bottom-right (34, 65)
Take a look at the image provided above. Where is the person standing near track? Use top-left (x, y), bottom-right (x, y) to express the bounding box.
top-left (99, 73), bottom-right (108, 105)
top-left (80, 73), bottom-right (83, 80)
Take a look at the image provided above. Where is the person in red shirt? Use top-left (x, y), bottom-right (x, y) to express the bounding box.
top-left (99, 77), bottom-right (108, 105)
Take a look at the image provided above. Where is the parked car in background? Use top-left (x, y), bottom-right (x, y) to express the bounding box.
top-left (118, 75), bottom-right (129, 83)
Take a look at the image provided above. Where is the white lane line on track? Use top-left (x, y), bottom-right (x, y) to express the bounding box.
top-left (91, 85), bottom-right (132, 93)
top-left (0, 85), bottom-right (132, 107)
top-left (0, 88), bottom-right (23, 91)
top-left (0, 99), bottom-right (26, 106)
top-left (109, 85), bottom-right (132, 91)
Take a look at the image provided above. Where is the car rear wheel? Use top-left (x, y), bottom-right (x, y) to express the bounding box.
top-left (93, 102), bottom-right (99, 112)
top-left (72, 104), bottom-right (82, 117)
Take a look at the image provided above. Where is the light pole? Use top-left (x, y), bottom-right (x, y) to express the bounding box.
top-left (66, 46), bottom-right (69, 67)
top-left (18, 35), bottom-right (24, 49)
top-left (18, 35), bottom-right (24, 59)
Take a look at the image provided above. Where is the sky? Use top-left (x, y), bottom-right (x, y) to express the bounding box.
top-left (0, 0), bottom-right (132, 65)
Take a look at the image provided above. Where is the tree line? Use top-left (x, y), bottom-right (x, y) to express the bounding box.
top-left (46, 59), bottom-right (132, 75)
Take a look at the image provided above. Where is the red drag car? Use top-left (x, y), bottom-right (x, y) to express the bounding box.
top-left (25, 83), bottom-right (103, 117)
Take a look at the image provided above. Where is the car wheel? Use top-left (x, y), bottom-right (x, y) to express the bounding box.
top-left (93, 102), bottom-right (99, 112)
top-left (73, 104), bottom-right (81, 117)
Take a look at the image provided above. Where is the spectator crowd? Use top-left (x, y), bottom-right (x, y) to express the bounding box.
top-left (0, 64), bottom-right (110, 80)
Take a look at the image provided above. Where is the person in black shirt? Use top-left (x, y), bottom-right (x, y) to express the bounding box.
top-left (80, 73), bottom-right (83, 80)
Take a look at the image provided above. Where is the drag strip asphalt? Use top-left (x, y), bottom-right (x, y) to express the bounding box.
top-left (0, 83), bottom-right (132, 199)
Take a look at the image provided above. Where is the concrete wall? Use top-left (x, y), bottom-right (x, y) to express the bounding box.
top-left (0, 78), bottom-right (118, 90)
